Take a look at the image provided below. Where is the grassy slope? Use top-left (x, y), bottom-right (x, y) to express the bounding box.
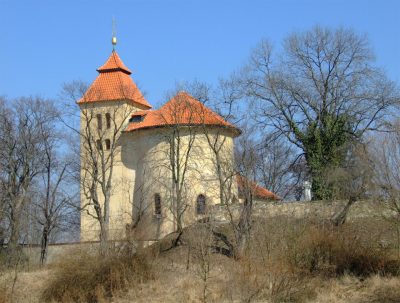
top-left (2, 215), bottom-right (400, 303)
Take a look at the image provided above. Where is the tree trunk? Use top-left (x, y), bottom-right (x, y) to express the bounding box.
top-left (236, 197), bottom-right (252, 258)
top-left (174, 176), bottom-right (183, 236)
top-left (99, 219), bottom-right (109, 256)
top-left (8, 219), bottom-right (20, 253)
top-left (332, 196), bottom-right (357, 226)
top-left (40, 224), bottom-right (49, 265)
top-left (7, 202), bottom-right (25, 266)
top-left (8, 201), bottom-right (24, 253)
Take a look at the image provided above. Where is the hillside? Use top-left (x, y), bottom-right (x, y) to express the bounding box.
top-left (1, 211), bottom-right (400, 303)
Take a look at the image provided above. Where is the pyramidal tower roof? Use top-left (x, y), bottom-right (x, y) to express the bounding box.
top-left (78, 50), bottom-right (151, 109)
top-left (96, 51), bottom-right (132, 74)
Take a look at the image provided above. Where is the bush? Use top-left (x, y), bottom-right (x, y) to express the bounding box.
top-left (291, 224), bottom-right (400, 277)
top-left (41, 249), bottom-right (152, 303)
top-left (0, 246), bottom-right (29, 270)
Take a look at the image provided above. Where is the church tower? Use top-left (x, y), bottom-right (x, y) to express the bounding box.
top-left (78, 46), bottom-right (152, 242)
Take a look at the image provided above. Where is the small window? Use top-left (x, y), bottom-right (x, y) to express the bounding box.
top-left (96, 114), bottom-right (102, 130)
top-left (196, 194), bottom-right (206, 215)
top-left (106, 113), bottom-right (111, 129)
top-left (105, 139), bottom-right (111, 150)
top-left (154, 194), bottom-right (161, 217)
top-left (96, 139), bottom-right (102, 151)
top-left (129, 115), bottom-right (144, 123)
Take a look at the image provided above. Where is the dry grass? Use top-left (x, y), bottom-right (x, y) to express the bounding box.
top-left (41, 248), bottom-right (152, 303)
top-left (0, 268), bottom-right (49, 303)
top-left (312, 275), bottom-right (400, 303)
top-left (287, 223), bottom-right (399, 277)
top-left (1, 215), bottom-right (400, 303)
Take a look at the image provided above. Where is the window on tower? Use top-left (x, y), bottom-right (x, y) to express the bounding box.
top-left (106, 113), bottom-right (111, 129)
top-left (196, 194), bottom-right (206, 215)
top-left (105, 139), bottom-right (111, 150)
top-left (154, 193), bottom-right (162, 217)
top-left (96, 114), bottom-right (102, 130)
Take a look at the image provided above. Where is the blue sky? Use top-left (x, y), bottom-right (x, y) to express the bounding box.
top-left (1, 0), bottom-right (399, 107)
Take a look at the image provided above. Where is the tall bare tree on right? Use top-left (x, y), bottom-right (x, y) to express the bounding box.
top-left (241, 26), bottom-right (399, 200)
top-left (372, 123), bottom-right (400, 231)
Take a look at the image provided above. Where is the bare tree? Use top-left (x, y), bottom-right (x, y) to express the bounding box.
top-left (241, 26), bottom-right (399, 200)
top-left (61, 80), bottom-right (141, 255)
top-left (233, 129), bottom-right (260, 257)
top-left (327, 141), bottom-right (375, 225)
top-left (0, 97), bottom-right (57, 257)
top-left (33, 137), bottom-right (76, 264)
top-left (180, 80), bottom-right (303, 203)
top-left (0, 97), bottom-right (7, 246)
top-left (175, 82), bottom-right (272, 259)
top-left (255, 136), bottom-right (304, 200)
top-left (372, 123), bottom-right (400, 252)
top-left (81, 104), bottom-right (133, 254)
top-left (0, 96), bottom-right (77, 264)
top-left (191, 222), bottom-right (214, 303)
top-left (157, 92), bottom-right (201, 245)
top-left (207, 128), bottom-right (264, 260)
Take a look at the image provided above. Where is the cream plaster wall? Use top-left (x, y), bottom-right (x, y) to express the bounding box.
top-left (79, 100), bottom-right (238, 242)
top-left (79, 100), bottom-right (144, 241)
top-left (122, 127), bottom-right (238, 241)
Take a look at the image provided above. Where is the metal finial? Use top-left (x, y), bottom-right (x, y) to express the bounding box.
top-left (112, 17), bottom-right (117, 49)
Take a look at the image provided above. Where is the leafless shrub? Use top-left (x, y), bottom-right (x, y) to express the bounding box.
top-left (286, 222), bottom-right (400, 277)
top-left (186, 223), bottom-right (214, 303)
top-left (225, 257), bottom-right (307, 303)
top-left (41, 249), bottom-right (152, 303)
top-left (217, 215), bottom-right (400, 302)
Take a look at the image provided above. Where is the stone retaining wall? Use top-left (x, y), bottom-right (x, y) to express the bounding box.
top-left (211, 199), bottom-right (388, 223)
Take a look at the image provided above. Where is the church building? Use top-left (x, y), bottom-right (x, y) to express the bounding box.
top-left (78, 45), bottom-right (279, 242)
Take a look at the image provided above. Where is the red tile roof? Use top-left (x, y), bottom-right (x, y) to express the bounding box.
top-left (124, 91), bottom-right (240, 135)
top-left (237, 175), bottom-right (281, 201)
top-left (78, 51), bottom-right (151, 109)
top-left (97, 51), bottom-right (132, 74)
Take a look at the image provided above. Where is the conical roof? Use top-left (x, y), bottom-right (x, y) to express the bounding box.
top-left (78, 51), bottom-right (151, 109)
top-left (124, 91), bottom-right (240, 135)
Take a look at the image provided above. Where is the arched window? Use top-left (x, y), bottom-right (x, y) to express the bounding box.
top-left (96, 114), bottom-right (102, 130)
top-left (96, 139), bottom-right (102, 151)
top-left (154, 194), bottom-right (161, 217)
top-left (105, 139), bottom-right (111, 150)
top-left (106, 113), bottom-right (111, 129)
top-left (196, 194), bottom-right (206, 215)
